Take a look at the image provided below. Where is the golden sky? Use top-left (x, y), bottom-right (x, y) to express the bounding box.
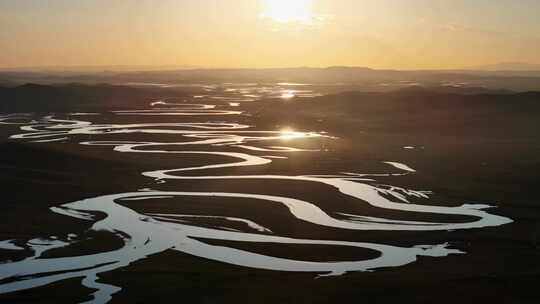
top-left (1, 0), bottom-right (539, 69)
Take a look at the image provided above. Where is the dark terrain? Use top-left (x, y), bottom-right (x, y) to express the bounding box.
top-left (0, 83), bottom-right (539, 303)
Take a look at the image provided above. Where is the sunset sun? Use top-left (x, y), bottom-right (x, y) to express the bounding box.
top-left (260, 0), bottom-right (314, 23)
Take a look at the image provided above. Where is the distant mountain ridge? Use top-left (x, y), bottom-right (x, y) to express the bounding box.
top-left (469, 62), bottom-right (540, 71)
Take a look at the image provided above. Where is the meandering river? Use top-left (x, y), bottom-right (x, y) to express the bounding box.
top-left (0, 93), bottom-right (512, 303)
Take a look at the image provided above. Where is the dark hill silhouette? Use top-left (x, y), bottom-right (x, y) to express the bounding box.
top-left (0, 83), bottom-right (169, 112)
top-left (246, 88), bottom-right (540, 138)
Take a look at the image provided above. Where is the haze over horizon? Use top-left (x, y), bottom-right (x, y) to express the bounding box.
top-left (3, 62), bottom-right (540, 73)
top-left (2, 0), bottom-right (540, 70)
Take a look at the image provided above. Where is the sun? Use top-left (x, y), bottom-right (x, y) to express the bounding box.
top-left (260, 0), bottom-right (314, 23)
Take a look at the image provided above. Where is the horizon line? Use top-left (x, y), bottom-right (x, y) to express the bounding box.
top-left (2, 62), bottom-right (540, 73)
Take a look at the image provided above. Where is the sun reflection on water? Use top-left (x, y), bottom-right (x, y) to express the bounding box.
top-left (280, 90), bottom-right (296, 99)
top-left (279, 128), bottom-right (306, 140)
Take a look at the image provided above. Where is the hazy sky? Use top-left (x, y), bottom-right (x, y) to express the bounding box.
top-left (1, 0), bottom-right (539, 69)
